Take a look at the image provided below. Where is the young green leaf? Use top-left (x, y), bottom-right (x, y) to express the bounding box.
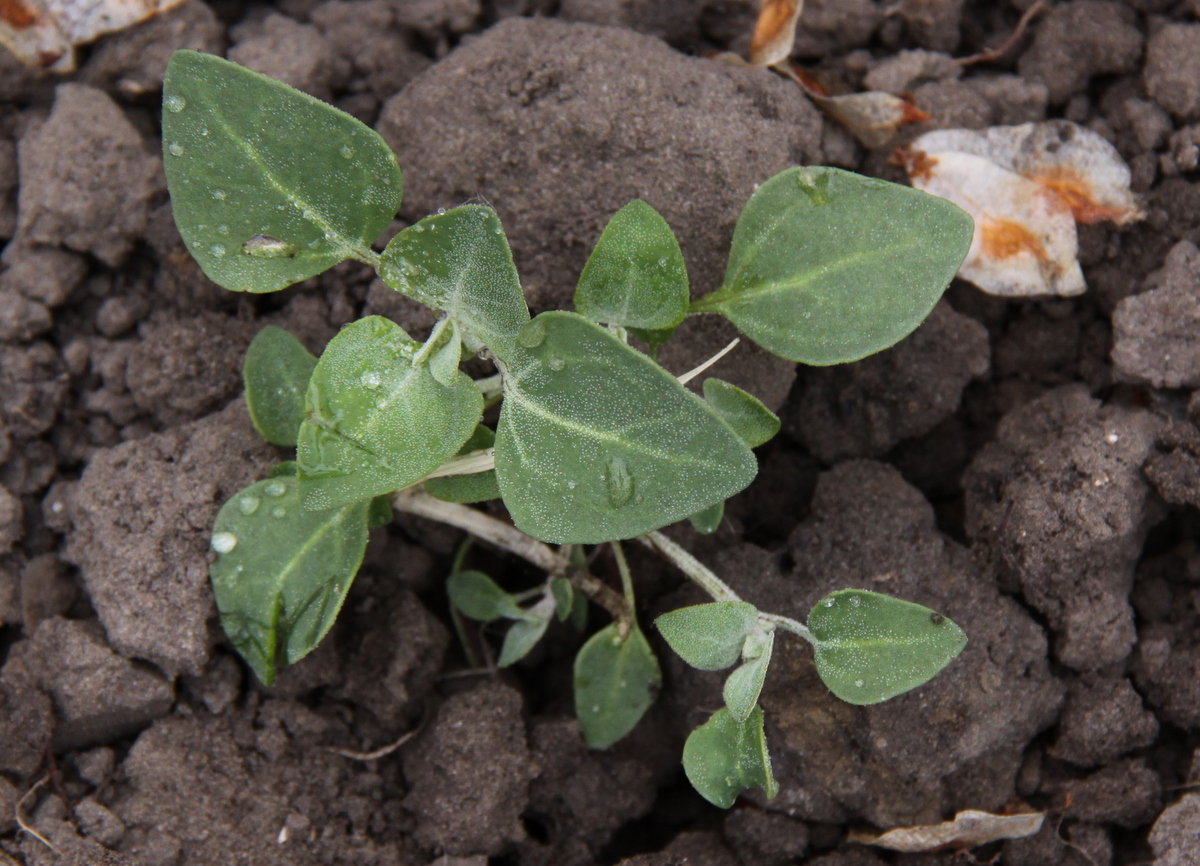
top-left (723, 629), bottom-right (774, 722)
top-left (575, 622), bottom-right (661, 748)
top-left (550, 578), bottom-right (575, 621)
top-left (427, 319), bottom-right (462, 388)
top-left (494, 312), bottom-right (757, 544)
top-left (654, 601), bottom-right (759, 670)
top-left (367, 495), bottom-right (393, 528)
top-left (269, 461), bottom-right (298, 477)
top-left (574, 199), bottom-right (689, 331)
top-left (447, 570), bottom-right (529, 622)
top-left (808, 589), bottom-right (967, 705)
top-left (682, 706), bottom-right (778, 809)
top-left (162, 50), bottom-right (403, 294)
top-left (424, 424), bottom-right (500, 504)
top-left (702, 379), bottom-right (780, 448)
top-left (498, 595), bottom-right (556, 667)
top-left (380, 206), bottom-right (530, 361)
top-left (243, 326), bottom-right (317, 446)
top-left (209, 475), bottom-right (369, 685)
top-left (691, 167), bottom-right (972, 365)
top-left (688, 500), bottom-right (724, 535)
top-left (296, 316), bottom-right (482, 511)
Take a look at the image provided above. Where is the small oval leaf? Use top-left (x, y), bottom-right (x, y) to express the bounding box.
top-left (688, 500), bottom-right (725, 535)
top-left (574, 199), bottom-right (689, 331)
top-left (209, 475), bottom-right (369, 685)
top-left (702, 379), bottom-right (780, 448)
top-left (693, 167), bottom-right (972, 365)
top-left (575, 622), bottom-right (661, 749)
top-left (498, 595), bottom-right (557, 667)
top-left (808, 589), bottom-right (967, 705)
top-left (243, 326), bottom-right (317, 447)
top-left (682, 706), bottom-right (778, 809)
top-left (655, 601), bottom-right (760, 671)
top-left (163, 50), bottom-right (403, 294)
top-left (551, 578), bottom-right (574, 621)
top-left (447, 570), bottom-right (529, 623)
top-left (723, 629), bottom-right (774, 722)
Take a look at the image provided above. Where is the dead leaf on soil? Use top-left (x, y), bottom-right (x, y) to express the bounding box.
top-left (895, 121), bottom-right (1144, 297)
top-left (848, 809), bottom-right (1046, 852)
top-left (779, 64), bottom-right (930, 148)
top-left (749, 0), bottom-right (804, 67)
top-left (0, 0), bottom-right (185, 71)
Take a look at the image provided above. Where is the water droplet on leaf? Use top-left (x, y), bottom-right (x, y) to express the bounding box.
top-left (361, 371), bottom-right (382, 389)
top-left (238, 495), bottom-right (260, 515)
top-left (209, 244), bottom-right (226, 257)
top-left (211, 531), bottom-right (238, 553)
top-left (604, 455), bottom-right (634, 508)
top-left (212, 190), bottom-right (226, 200)
top-left (548, 357), bottom-right (565, 371)
top-left (165, 95), bottom-right (186, 112)
top-left (272, 506), bottom-right (287, 518)
top-left (517, 319), bottom-right (546, 349)
top-left (168, 142), bottom-right (184, 156)
top-left (264, 481), bottom-right (287, 497)
top-left (339, 144), bottom-right (354, 159)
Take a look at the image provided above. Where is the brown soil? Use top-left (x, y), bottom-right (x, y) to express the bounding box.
top-left (2, 1), bottom-right (1200, 864)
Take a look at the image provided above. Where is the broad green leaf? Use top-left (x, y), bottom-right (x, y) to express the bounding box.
top-left (655, 601), bottom-right (759, 670)
top-left (688, 500), bottom-right (724, 535)
top-left (297, 317), bottom-right (482, 511)
top-left (551, 578), bottom-right (574, 621)
top-left (723, 629), bottom-right (774, 722)
top-left (808, 589), bottom-right (967, 705)
top-left (447, 570), bottom-right (529, 622)
top-left (424, 424), bottom-right (500, 504)
top-left (703, 379), bottom-right (780, 448)
top-left (162, 51), bottom-right (403, 294)
top-left (682, 706), bottom-right (778, 808)
top-left (243, 326), bottom-right (317, 446)
top-left (494, 312), bottom-right (757, 544)
top-left (209, 475), bottom-right (369, 685)
top-left (575, 622), bottom-right (661, 748)
top-left (574, 200), bottom-right (689, 331)
top-left (367, 495), bottom-right (393, 528)
top-left (691, 167), bottom-right (972, 365)
top-left (498, 595), bottom-right (556, 666)
top-left (380, 206), bottom-right (530, 360)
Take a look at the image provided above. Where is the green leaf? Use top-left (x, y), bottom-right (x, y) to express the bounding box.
top-left (723, 629), bottom-right (774, 723)
top-left (380, 206), bottom-right (530, 360)
top-left (575, 622), bottom-right (661, 748)
top-left (574, 200), bottom-right (689, 331)
top-left (367, 495), bottom-right (393, 528)
top-left (688, 500), bottom-right (724, 535)
top-left (655, 601), bottom-right (760, 670)
top-left (209, 475), bottom-right (369, 685)
top-left (628, 325), bottom-right (677, 354)
top-left (162, 50), bottom-right (402, 294)
top-left (498, 595), bottom-right (556, 666)
top-left (269, 461), bottom-right (298, 477)
top-left (424, 424), bottom-right (500, 504)
top-left (446, 570), bottom-right (528, 622)
top-left (569, 583), bottom-right (589, 631)
top-left (428, 319), bottom-right (462, 388)
top-left (692, 167), bottom-right (972, 365)
top-left (494, 312), bottom-right (757, 544)
top-left (243, 326), bottom-right (317, 446)
top-left (682, 706), bottom-right (778, 809)
top-left (808, 589), bottom-right (967, 705)
top-left (551, 578), bottom-right (574, 621)
top-left (703, 379), bottom-right (780, 448)
top-left (297, 316), bottom-right (482, 511)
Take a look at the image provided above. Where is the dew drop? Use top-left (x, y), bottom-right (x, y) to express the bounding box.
top-left (339, 144), bottom-right (354, 159)
top-left (168, 142), bottom-right (184, 156)
top-left (436, 207), bottom-right (446, 215)
top-left (850, 596), bottom-right (861, 608)
top-left (823, 598), bottom-right (835, 607)
top-left (238, 495), bottom-right (260, 515)
top-left (854, 680), bottom-right (865, 688)
top-left (209, 244), bottom-right (226, 257)
top-left (361, 371), bottom-right (382, 389)
top-left (211, 531), bottom-right (238, 553)
top-left (516, 319), bottom-right (546, 349)
top-left (217, 224), bottom-right (230, 235)
top-left (264, 480), bottom-right (287, 497)
top-left (212, 189), bottom-right (226, 200)
top-left (567, 480), bottom-right (577, 490)
top-left (604, 455), bottom-right (634, 508)
top-left (164, 95), bottom-right (186, 112)
top-left (547, 357), bottom-right (565, 371)
top-left (272, 506), bottom-right (287, 519)
top-left (657, 257), bottom-right (668, 267)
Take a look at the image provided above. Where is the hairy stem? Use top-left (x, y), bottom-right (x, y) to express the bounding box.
top-left (611, 540), bottom-right (636, 609)
top-left (640, 531), bottom-right (742, 602)
top-left (391, 489), bottom-right (631, 636)
top-left (757, 611), bottom-right (816, 645)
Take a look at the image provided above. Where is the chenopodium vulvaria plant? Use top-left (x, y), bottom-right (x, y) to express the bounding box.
top-left (163, 49), bottom-right (974, 807)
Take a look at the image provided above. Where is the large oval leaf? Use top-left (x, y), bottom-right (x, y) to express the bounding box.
top-left (808, 589), bottom-right (967, 705)
top-left (574, 199), bottom-right (689, 331)
top-left (162, 50), bottom-right (403, 293)
top-left (297, 317), bottom-right (482, 511)
top-left (682, 706), bottom-right (778, 808)
top-left (209, 475), bottom-right (369, 685)
top-left (575, 622), bottom-right (661, 749)
top-left (692, 167), bottom-right (972, 365)
top-left (380, 205), bottom-right (529, 361)
top-left (243, 325), bottom-right (317, 446)
top-left (494, 312), bottom-right (757, 544)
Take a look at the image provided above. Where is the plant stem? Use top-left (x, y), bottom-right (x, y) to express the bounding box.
top-left (757, 611), bottom-right (816, 646)
top-left (391, 489), bottom-right (631, 636)
top-left (611, 540), bottom-right (636, 609)
top-left (640, 531), bottom-right (742, 602)
top-left (355, 248), bottom-right (383, 271)
top-left (676, 338), bottom-right (740, 385)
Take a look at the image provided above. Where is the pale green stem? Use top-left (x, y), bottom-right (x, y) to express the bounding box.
top-left (640, 531), bottom-right (741, 602)
top-left (355, 248), bottom-right (383, 271)
top-left (757, 611), bottom-right (816, 646)
top-left (473, 373), bottom-right (504, 398)
top-left (611, 540), bottom-right (636, 609)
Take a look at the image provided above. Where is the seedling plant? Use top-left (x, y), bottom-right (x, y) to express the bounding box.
top-left (164, 50), bottom-right (973, 807)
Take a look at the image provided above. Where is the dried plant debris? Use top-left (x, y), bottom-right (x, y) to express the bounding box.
top-left (849, 809), bottom-right (1045, 852)
top-left (0, 0), bottom-right (185, 70)
top-left (896, 120), bottom-right (1143, 297)
top-left (749, 0), bottom-right (803, 68)
top-left (781, 65), bottom-right (930, 148)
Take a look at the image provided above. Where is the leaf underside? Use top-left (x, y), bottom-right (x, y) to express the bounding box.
top-left (682, 706), bottom-right (778, 808)
top-left (243, 325), bottom-right (317, 447)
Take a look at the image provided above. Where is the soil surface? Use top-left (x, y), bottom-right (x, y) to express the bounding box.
top-left (1, 1), bottom-right (1199, 864)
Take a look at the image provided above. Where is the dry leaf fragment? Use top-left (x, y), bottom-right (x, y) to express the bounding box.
top-left (849, 810), bottom-right (1046, 852)
top-left (897, 121), bottom-right (1143, 297)
top-left (0, 0), bottom-right (185, 71)
top-left (749, 0), bottom-right (804, 67)
top-left (778, 63), bottom-right (929, 149)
